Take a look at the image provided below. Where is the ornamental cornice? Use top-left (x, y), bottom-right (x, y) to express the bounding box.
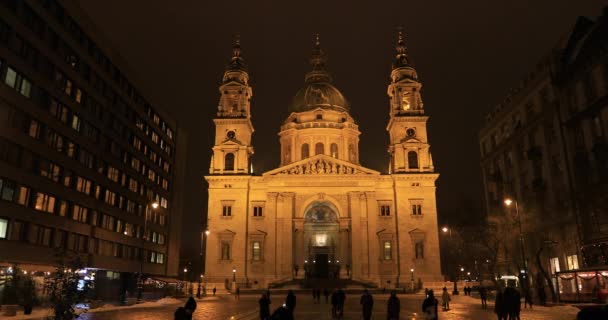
top-left (263, 154), bottom-right (380, 176)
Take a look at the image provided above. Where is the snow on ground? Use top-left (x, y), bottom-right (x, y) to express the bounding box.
top-left (5, 297), bottom-right (184, 319)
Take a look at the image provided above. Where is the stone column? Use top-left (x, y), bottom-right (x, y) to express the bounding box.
top-left (348, 192), bottom-right (362, 280)
top-left (266, 192), bottom-right (278, 281)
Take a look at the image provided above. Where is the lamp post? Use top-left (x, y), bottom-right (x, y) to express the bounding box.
top-left (233, 268), bottom-right (236, 282)
top-left (504, 198), bottom-right (528, 289)
top-left (183, 267), bottom-right (189, 296)
top-left (410, 268), bottom-right (415, 292)
top-left (137, 201), bottom-right (159, 302)
top-left (198, 228), bottom-right (209, 298)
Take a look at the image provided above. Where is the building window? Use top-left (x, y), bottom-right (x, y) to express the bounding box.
top-left (408, 151), bottom-right (419, 169)
top-left (0, 218), bottom-right (7, 239)
top-left (383, 241), bottom-right (392, 260)
top-left (28, 119), bottom-right (41, 139)
top-left (566, 255), bottom-right (579, 270)
top-left (330, 143), bottom-right (338, 158)
top-left (315, 143), bottom-right (324, 155)
top-left (34, 193), bottom-right (56, 213)
top-left (222, 205), bottom-right (232, 217)
top-left (412, 204), bottom-right (422, 215)
top-left (415, 241), bottom-right (424, 259)
top-left (301, 143), bottom-right (310, 159)
top-left (380, 205), bottom-right (391, 216)
top-left (221, 242), bottom-right (231, 260)
top-left (252, 241), bottom-right (261, 261)
top-left (4, 67), bottom-right (31, 98)
top-left (253, 206), bottom-right (263, 217)
top-left (549, 257), bottom-right (560, 274)
top-left (72, 205), bottom-right (88, 223)
top-left (224, 153), bottom-right (234, 171)
top-left (0, 179), bottom-right (16, 201)
top-left (75, 177), bottom-right (92, 194)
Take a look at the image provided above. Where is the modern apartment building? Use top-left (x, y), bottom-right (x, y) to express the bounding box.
top-left (479, 8), bottom-right (607, 301)
top-left (0, 0), bottom-right (186, 298)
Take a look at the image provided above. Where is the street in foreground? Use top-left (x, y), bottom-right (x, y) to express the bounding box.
top-left (18, 293), bottom-right (580, 320)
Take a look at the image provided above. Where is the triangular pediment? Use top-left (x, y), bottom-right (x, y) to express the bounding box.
top-left (263, 154), bottom-right (380, 176)
top-left (400, 136), bottom-right (423, 143)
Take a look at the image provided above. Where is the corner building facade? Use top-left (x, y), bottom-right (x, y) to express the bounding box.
top-left (205, 35), bottom-right (442, 288)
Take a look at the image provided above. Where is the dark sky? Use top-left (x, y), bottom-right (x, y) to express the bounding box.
top-left (76, 0), bottom-right (606, 260)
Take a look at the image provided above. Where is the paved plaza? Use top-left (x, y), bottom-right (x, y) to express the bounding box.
top-left (49, 292), bottom-right (579, 320)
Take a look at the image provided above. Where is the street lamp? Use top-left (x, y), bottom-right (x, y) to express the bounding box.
top-left (504, 198), bottom-right (528, 289)
top-left (198, 227), bottom-right (210, 298)
top-left (137, 201), bottom-right (159, 302)
top-left (232, 268), bottom-right (236, 282)
top-left (410, 268), bottom-right (415, 292)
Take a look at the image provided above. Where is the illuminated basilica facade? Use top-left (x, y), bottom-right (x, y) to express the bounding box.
top-left (205, 34), bottom-right (442, 288)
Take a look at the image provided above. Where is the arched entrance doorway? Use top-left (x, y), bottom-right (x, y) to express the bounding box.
top-left (302, 202), bottom-right (341, 278)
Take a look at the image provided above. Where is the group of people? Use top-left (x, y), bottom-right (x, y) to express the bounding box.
top-left (310, 288), bottom-right (330, 303)
top-left (494, 286), bottom-right (522, 320)
top-left (463, 285), bottom-right (473, 296)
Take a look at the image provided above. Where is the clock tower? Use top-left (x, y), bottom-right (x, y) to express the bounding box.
top-left (386, 31), bottom-right (434, 173)
top-left (210, 37), bottom-right (254, 174)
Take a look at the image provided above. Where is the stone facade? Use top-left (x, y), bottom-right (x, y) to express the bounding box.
top-left (205, 34), bottom-right (442, 288)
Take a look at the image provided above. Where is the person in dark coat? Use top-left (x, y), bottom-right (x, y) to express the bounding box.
top-left (183, 296), bottom-right (197, 320)
top-left (323, 288), bottom-right (329, 303)
top-left (524, 287), bottom-right (533, 309)
top-left (213, 287), bottom-right (217, 296)
top-left (312, 288), bottom-right (317, 303)
top-left (175, 307), bottom-right (188, 320)
top-left (479, 286), bottom-right (488, 309)
top-left (494, 288), bottom-right (506, 320)
top-left (387, 290), bottom-right (400, 320)
top-left (360, 289), bottom-right (374, 320)
top-left (259, 293), bottom-right (272, 320)
top-left (285, 290), bottom-right (297, 316)
top-left (422, 289), bottom-right (438, 320)
top-left (331, 289), bottom-right (340, 318)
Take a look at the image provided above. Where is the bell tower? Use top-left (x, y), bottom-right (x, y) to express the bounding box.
top-left (386, 31), bottom-right (434, 173)
top-left (210, 36), bottom-right (254, 174)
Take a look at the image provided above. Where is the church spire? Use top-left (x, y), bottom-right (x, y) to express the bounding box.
top-left (226, 34), bottom-right (247, 72)
top-left (305, 33), bottom-right (332, 83)
top-left (392, 28), bottom-right (413, 70)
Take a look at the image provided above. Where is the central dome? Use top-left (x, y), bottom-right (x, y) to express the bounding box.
top-left (289, 34), bottom-right (349, 113)
top-left (289, 81), bottom-right (349, 113)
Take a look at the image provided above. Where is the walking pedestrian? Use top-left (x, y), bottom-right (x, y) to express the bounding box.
top-left (286, 290), bottom-right (297, 317)
top-left (259, 293), bottom-right (272, 320)
top-left (213, 286), bottom-right (216, 296)
top-left (337, 288), bottom-right (346, 318)
top-left (360, 289), bottom-right (374, 320)
top-left (479, 286), bottom-right (488, 309)
top-left (538, 286), bottom-right (546, 306)
top-left (503, 286), bottom-right (521, 320)
top-left (183, 297), bottom-right (197, 320)
top-left (174, 307), bottom-right (187, 320)
top-left (323, 288), bottom-right (329, 304)
top-left (422, 289), bottom-right (439, 320)
top-left (312, 288), bottom-right (317, 303)
top-left (235, 286), bottom-right (240, 300)
top-left (524, 287), bottom-right (533, 309)
top-left (387, 290), bottom-right (400, 320)
top-left (331, 289), bottom-right (339, 318)
top-left (441, 287), bottom-right (451, 311)
top-left (494, 288), bottom-right (506, 320)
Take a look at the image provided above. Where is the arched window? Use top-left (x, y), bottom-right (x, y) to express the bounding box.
top-left (348, 144), bottom-right (356, 162)
top-left (330, 143), bottom-right (339, 158)
top-left (408, 151), bottom-right (419, 169)
top-left (224, 153), bottom-right (235, 171)
top-left (301, 144), bottom-right (309, 159)
top-left (315, 143), bottom-right (324, 155)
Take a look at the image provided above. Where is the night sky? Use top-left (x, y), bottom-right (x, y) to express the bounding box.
top-left (77, 0), bottom-right (605, 260)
